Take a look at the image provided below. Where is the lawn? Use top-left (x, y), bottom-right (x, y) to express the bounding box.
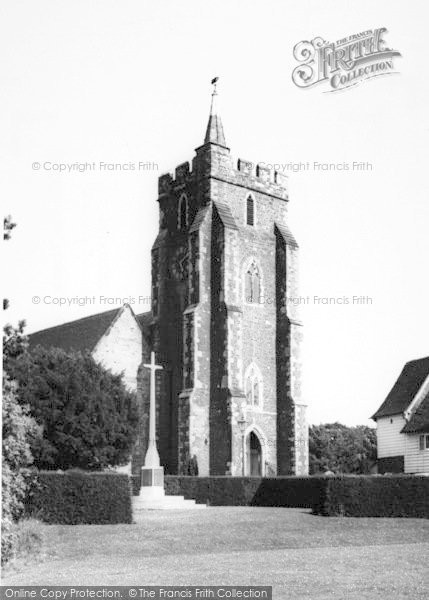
top-left (2, 507), bottom-right (429, 599)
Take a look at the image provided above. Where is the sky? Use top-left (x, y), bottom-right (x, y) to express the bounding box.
top-left (2, 0), bottom-right (428, 427)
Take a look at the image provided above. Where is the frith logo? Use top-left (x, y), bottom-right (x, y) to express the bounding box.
top-left (292, 28), bottom-right (401, 92)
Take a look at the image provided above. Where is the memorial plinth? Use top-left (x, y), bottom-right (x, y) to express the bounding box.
top-left (133, 352), bottom-right (205, 512)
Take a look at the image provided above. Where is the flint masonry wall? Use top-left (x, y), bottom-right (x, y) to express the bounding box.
top-left (210, 168), bottom-right (285, 476)
top-left (150, 140), bottom-right (308, 476)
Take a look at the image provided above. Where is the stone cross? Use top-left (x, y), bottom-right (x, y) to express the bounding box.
top-left (143, 351), bottom-right (163, 468)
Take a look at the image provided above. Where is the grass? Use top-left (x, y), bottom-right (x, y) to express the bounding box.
top-left (2, 508), bottom-right (429, 599)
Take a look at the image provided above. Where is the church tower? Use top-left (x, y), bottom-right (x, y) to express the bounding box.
top-left (145, 84), bottom-right (308, 477)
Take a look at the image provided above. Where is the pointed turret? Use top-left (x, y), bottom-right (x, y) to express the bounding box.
top-left (204, 78), bottom-right (226, 147)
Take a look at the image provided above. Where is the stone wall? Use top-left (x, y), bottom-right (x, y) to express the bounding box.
top-left (150, 134), bottom-right (308, 476)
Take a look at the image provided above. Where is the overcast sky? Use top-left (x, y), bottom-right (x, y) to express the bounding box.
top-left (2, 0), bottom-right (428, 427)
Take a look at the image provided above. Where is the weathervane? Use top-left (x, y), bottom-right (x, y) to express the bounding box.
top-left (211, 76), bottom-right (219, 93)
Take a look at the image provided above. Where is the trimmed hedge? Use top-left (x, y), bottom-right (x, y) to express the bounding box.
top-left (26, 471), bottom-right (133, 524)
top-left (314, 475), bottom-right (429, 518)
top-left (377, 456), bottom-right (404, 474)
top-left (128, 474), bottom-right (429, 517)
top-left (131, 474), bottom-right (141, 496)
top-left (162, 476), bottom-right (324, 508)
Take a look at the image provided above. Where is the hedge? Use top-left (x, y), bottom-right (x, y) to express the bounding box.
top-left (131, 474), bottom-right (141, 496)
top-left (313, 475), bottom-right (429, 518)
top-left (137, 475), bottom-right (323, 508)
top-left (130, 474), bottom-right (429, 517)
top-left (26, 471), bottom-right (133, 524)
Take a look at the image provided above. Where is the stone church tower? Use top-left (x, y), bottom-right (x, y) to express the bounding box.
top-left (140, 87), bottom-right (308, 477)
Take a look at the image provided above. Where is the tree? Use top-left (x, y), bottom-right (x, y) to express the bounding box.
top-left (309, 422), bottom-right (377, 475)
top-left (2, 374), bottom-right (40, 564)
top-left (3, 320), bottom-right (28, 368)
top-left (9, 346), bottom-right (139, 471)
top-left (3, 216), bottom-right (17, 310)
top-left (2, 376), bottom-right (39, 517)
top-left (4, 215), bottom-right (17, 240)
top-left (2, 216), bottom-right (39, 564)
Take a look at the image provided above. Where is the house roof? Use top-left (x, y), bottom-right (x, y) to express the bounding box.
top-left (372, 356), bottom-right (429, 420)
top-left (28, 305), bottom-right (150, 354)
top-left (401, 393), bottom-right (429, 434)
top-left (28, 308), bottom-right (122, 353)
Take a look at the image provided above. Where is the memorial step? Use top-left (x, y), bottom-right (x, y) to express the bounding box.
top-left (132, 494), bottom-right (207, 511)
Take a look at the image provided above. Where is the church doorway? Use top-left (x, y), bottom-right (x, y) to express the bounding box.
top-left (247, 431), bottom-right (262, 476)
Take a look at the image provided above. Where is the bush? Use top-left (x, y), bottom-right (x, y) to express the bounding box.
top-left (2, 518), bottom-right (44, 567)
top-left (2, 375), bottom-right (39, 565)
top-left (9, 346), bottom-right (138, 471)
top-left (313, 475), bottom-right (429, 517)
top-left (1, 515), bottom-right (44, 567)
top-left (1, 513), bottom-right (16, 566)
top-left (2, 378), bottom-right (39, 519)
top-left (14, 518), bottom-right (44, 556)
top-left (26, 471), bottom-right (133, 524)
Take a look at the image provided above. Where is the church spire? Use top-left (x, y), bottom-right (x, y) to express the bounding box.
top-left (204, 77), bottom-right (226, 147)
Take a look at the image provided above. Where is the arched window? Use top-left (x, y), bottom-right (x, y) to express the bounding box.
top-left (246, 195), bottom-right (255, 226)
top-left (178, 195), bottom-right (188, 230)
top-left (245, 260), bottom-right (261, 303)
top-left (245, 364), bottom-right (262, 408)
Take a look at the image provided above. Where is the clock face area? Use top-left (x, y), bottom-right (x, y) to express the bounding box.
top-left (170, 246), bottom-right (189, 281)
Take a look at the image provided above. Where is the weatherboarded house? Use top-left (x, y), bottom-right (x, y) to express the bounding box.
top-left (372, 356), bottom-right (429, 474)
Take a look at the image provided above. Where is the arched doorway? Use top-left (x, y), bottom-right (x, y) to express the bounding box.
top-left (247, 431), bottom-right (262, 476)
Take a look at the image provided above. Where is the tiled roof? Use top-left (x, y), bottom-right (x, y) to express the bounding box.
top-left (372, 356), bottom-right (429, 419)
top-left (401, 393), bottom-right (429, 434)
top-left (28, 308), bottom-right (122, 354)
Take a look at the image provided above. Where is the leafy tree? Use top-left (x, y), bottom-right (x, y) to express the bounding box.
top-left (3, 216), bottom-right (17, 309)
top-left (309, 422), bottom-right (377, 475)
top-left (3, 320), bottom-right (28, 368)
top-left (4, 215), bottom-right (17, 240)
top-left (2, 374), bottom-right (40, 564)
top-left (2, 215), bottom-right (39, 564)
top-left (2, 376), bottom-right (39, 517)
top-left (9, 346), bottom-right (139, 471)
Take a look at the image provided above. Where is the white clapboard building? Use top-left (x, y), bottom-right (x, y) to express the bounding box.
top-left (372, 356), bottom-right (429, 474)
